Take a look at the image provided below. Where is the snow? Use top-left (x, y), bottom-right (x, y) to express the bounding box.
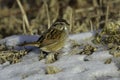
top-left (84, 51), bottom-right (113, 61)
top-left (0, 32), bottom-right (120, 80)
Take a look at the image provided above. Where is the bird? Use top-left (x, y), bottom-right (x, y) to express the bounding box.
top-left (19, 19), bottom-right (69, 52)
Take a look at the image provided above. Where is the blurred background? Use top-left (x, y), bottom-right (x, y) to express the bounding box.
top-left (0, 0), bottom-right (120, 39)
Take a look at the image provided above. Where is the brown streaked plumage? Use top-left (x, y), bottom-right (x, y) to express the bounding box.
top-left (19, 19), bottom-right (69, 52)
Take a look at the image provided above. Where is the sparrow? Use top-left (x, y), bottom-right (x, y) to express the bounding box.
top-left (19, 19), bottom-right (69, 52)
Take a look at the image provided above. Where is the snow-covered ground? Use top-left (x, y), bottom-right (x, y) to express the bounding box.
top-left (0, 32), bottom-right (120, 80)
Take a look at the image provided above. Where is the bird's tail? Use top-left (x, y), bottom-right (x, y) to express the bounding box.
top-left (18, 42), bottom-right (40, 47)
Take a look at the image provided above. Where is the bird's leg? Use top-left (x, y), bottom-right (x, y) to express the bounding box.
top-left (45, 52), bottom-right (60, 64)
top-left (38, 51), bottom-right (49, 61)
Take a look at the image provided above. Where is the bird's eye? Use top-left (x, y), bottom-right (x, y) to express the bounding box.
top-left (60, 23), bottom-right (64, 25)
top-left (60, 23), bottom-right (63, 25)
top-left (52, 24), bottom-right (57, 26)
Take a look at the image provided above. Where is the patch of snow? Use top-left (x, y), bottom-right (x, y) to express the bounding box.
top-left (0, 32), bottom-right (120, 80)
top-left (84, 51), bottom-right (112, 61)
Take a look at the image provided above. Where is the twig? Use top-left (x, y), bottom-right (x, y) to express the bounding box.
top-left (16, 0), bottom-right (33, 35)
top-left (90, 20), bottom-right (93, 32)
top-left (93, 0), bottom-right (98, 7)
top-left (70, 8), bottom-right (74, 32)
top-left (53, 4), bottom-right (59, 23)
top-left (105, 5), bottom-right (109, 27)
top-left (75, 7), bottom-right (95, 13)
top-left (43, 1), bottom-right (51, 29)
top-left (96, 8), bottom-right (101, 30)
top-left (22, 17), bottom-right (26, 34)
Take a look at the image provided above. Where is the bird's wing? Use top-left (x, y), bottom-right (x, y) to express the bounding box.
top-left (37, 28), bottom-right (62, 47)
